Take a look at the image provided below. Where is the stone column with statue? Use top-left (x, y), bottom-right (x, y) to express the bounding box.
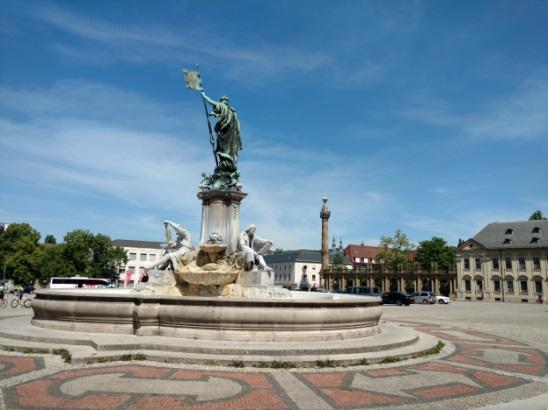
top-left (320, 197), bottom-right (331, 290)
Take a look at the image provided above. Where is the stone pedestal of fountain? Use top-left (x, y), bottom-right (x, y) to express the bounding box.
top-left (197, 190), bottom-right (247, 254)
top-left (236, 269), bottom-right (274, 287)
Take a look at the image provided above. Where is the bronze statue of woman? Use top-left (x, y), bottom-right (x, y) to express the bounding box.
top-left (200, 91), bottom-right (243, 171)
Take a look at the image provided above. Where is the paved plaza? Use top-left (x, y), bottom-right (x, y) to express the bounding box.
top-left (1, 302), bottom-right (547, 409)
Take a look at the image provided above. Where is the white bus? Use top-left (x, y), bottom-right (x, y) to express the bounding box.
top-left (49, 277), bottom-right (111, 289)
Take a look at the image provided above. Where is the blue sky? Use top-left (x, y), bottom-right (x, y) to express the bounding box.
top-left (1, 0), bottom-right (547, 249)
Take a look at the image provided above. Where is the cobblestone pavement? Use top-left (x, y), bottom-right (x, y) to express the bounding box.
top-left (1, 303), bottom-right (547, 409)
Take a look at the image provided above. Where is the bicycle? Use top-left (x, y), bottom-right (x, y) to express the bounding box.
top-left (0, 297), bottom-right (8, 309)
top-left (10, 297), bottom-right (32, 309)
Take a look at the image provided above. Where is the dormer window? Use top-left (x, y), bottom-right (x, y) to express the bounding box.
top-left (532, 227), bottom-right (540, 234)
top-left (505, 228), bottom-right (513, 235)
top-left (503, 238), bottom-right (512, 244)
top-left (530, 237), bottom-right (539, 244)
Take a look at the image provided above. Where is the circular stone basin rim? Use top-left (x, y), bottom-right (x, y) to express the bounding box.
top-left (33, 289), bottom-right (381, 307)
top-left (31, 289), bottom-right (382, 342)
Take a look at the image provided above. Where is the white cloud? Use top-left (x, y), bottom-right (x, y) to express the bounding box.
top-left (0, 80), bottom-right (198, 133)
top-left (402, 78), bottom-right (548, 140)
top-left (466, 79), bottom-right (548, 140)
top-left (31, 5), bottom-right (330, 83)
top-left (403, 207), bottom-right (533, 245)
top-left (35, 5), bottom-right (182, 48)
top-left (0, 80), bottom-right (392, 249)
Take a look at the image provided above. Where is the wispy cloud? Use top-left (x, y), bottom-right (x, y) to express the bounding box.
top-left (31, 5), bottom-right (330, 84)
top-left (0, 80), bottom-right (197, 133)
top-left (0, 80), bottom-right (391, 248)
top-left (403, 206), bottom-right (534, 245)
top-left (403, 77), bottom-right (548, 140)
top-left (35, 5), bottom-right (182, 47)
top-left (466, 79), bottom-right (548, 140)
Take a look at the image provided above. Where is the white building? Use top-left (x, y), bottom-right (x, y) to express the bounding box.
top-left (265, 250), bottom-right (323, 290)
top-left (112, 239), bottom-right (164, 287)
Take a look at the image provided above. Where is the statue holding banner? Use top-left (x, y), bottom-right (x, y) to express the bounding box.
top-left (184, 68), bottom-right (243, 191)
top-left (201, 91), bottom-right (242, 171)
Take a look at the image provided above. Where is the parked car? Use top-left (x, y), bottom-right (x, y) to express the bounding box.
top-left (381, 292), bottom-right (414, 306)
top-left (433, 294), bottom-right (451, 304)
top-left (413, 291), bottom-right (435, 304)
top-left (345, 286), bottom-right (382, 297)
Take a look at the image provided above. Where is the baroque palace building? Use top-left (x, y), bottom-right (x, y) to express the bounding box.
top-left (317, 198), bottom-right (456, 296)
top-left (455, 220), bottom-right (547, 303)
top-left (321, 244), bottom-right (457, 296)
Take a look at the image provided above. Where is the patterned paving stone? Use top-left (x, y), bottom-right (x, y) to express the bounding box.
top-left (428, 329), bottom-right (519, 346)
top-left (0, 355), bottom-right (44, 378)
top-left (322, 388), bottom-right (402, 407)
top-left (411, 383), bottom-right (479, 399)
top-left (472, 371), bottom-right (523, 388)
top-left (297, 364), bottom-right (532, 408)
top-left (301, 372), bottom-right (346, 388)
top-left (3, 365), bottom-right (290, 410)
top-left (1, 322), bottom-right (547, 409)
top-left (445, 342), bottom-right (547, 376)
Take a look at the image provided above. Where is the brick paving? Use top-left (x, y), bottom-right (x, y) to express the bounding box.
top-left (1, 303), bottom-right (548, 409)
top-left (0, 356), bottom-right (44, 378)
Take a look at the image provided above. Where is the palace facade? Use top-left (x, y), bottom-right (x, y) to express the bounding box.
top-left (455, 220), bottom-right (547, 303)
top-left (322, 244), bottom-right (457, 296)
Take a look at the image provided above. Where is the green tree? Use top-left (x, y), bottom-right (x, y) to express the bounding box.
top-left (35, 245), bottom-right (75, 283)
top-left (44, 235), bottom-right (57, 244)
top-left (332, 251), bottom-right (344, 267)
top-left (63, 230), bottom-right (95, 275)
top-left (529, 210), bottom-right (547, 220)
top-left (416, 237), bottom-right (455, 272)
top-left (274, 248), bottom-right (284, 255)
top-left (62, 230), bottom-right (127, 280)
top-left (0, 223), bottom-right (42, 285)
top-left (375, 229), bottom-right (414, 271)
top-left (88, 234), bottom-right (127, 280)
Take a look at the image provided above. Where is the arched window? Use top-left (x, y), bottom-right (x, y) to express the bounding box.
top-left (474, 275), bottom-right (484, 292)
top-left (491, 275), bottom-right (501, 293)
top-left (518, 275), bottom-right (528, 294)
top-left (533, 275), bottom-right (543, 295)
top-left (462, 275), bottom-right (472, 292)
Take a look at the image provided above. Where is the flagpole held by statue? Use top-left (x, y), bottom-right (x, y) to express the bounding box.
top-left (183, 67), bottom-right (242, 191)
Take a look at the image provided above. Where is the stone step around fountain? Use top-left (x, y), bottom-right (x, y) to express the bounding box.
top-left (0, 316), bottom-right (442, 367)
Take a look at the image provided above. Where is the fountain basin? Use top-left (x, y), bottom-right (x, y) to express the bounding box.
top-left (31, 289), bottom-right (382, 342)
